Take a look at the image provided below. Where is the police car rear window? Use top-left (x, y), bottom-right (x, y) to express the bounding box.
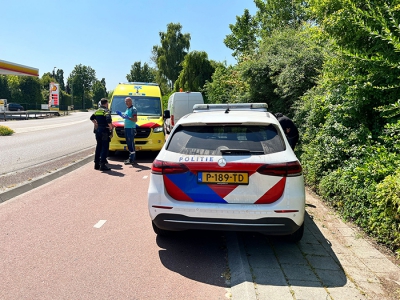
top-left (166, 125), bottom-right (285, 155)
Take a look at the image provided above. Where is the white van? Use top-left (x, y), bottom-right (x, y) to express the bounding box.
top-left (164, 92), bottom-right (204, 133)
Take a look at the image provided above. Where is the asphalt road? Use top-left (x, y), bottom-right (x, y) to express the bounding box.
top-left (1, 113), bottom-right (399, 299)
top-left (0, 112), bottom-right (95, 194)
top-left (0, 111), bottom-right (95, 175)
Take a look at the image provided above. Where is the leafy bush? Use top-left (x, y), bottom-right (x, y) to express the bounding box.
top-left (318, 143), bottom-right (400, 253)
top-left (374, 170), bottom-right (400, 256)
top-left (0, 125), bottom-right (14, 136)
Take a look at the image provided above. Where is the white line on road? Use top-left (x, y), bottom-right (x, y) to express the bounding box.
top-left (94, 220), bottom-right (107, 228)
top-left (14, 119), bottom-right (87, 133)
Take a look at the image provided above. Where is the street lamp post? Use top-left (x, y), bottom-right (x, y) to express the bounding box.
top-left (53, 67), bottom-right (57, 78)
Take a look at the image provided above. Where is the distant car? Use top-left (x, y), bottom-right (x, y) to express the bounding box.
top-left (8, 103), bottom-right (24, 111)
top-left (148, 103), bottom-right (306, 242)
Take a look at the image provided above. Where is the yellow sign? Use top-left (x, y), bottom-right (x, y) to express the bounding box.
top-left (49, 82), bottom-right (60, 111)
top-left (199, 172), bottom-right (249, 184)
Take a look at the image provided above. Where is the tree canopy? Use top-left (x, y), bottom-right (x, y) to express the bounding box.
top-left (126, 61), bottom-right (156, 83)
top-left (152, 23), bottom-right (191, 89)
top-left (174, 51), bottom-right (215, 92)
top-left (224, 9), bottom-right (258, 59)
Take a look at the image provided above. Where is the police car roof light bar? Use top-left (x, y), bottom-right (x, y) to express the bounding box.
top-left (193, 103), bottom-right (268, 112)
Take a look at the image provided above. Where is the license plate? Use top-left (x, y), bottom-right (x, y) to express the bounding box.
top-left (198, 172), bottom-right (249, 184)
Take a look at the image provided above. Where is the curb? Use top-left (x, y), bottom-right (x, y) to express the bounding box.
top-left (0, 155), bottom-right (94, 204)
top-left (226, 232), bottom-right (257, 300)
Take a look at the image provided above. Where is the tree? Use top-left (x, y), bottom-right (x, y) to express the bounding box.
top-left (92, 80), bottom-right (107, 103)
top-left (204, 63), bottom-right (250, 103)
top-left (19, 76), bottom-right (42, 109)
top-left (0, 75), bottom-right (11, 100)
top-left (100, 78), bottom-right (107, 92)
top-left (241, 26), bottom-right (325, 114)
top-left (174, 51), bottom-right (215, 92)
top-left (7, 76), bottom-right (22, 104)
top-left (152, 23), bottom-right (191, 89)
top-left (254, 0), bottom-right (308, 36)
top-left (224, 9), bottom-right (259, 59)
top-left (126, 61), bottom-right (156, 83)
top-left (55, 69), bottom-right (65, 91)
top-left (67, 64), bottom-right (96, 110)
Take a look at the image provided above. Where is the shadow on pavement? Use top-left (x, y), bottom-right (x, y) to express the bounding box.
top-left (154, 211), bottom-right (347, 289)
top-left (156, 230), bottom-right (229, 287)
top-left (238, 211), bottom-right (347, 288)
top-left (107, 151), bottom-right (154, 172)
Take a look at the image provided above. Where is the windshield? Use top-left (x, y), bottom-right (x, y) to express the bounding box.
top-left (110, 96), bottom-right (162, 116)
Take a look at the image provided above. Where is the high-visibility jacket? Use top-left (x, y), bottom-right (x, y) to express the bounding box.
top-left (90, 106), bottom-right (111, 128)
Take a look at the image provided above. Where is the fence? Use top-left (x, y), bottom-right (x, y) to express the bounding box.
top-left (0, 111), bottom-right (61, 121)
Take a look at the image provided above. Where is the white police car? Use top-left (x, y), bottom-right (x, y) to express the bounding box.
top-left (147, 103), bottom-right (305, 242)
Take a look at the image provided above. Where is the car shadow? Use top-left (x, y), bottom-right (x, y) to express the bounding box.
top-left (107, 151), bottom-right (154, 172)
top-left (156, 230), bottom-right (228, 287)
top-left (239, 211), bottom-right (347, 288)
top-left (155, 211), bottom-right (347, 289)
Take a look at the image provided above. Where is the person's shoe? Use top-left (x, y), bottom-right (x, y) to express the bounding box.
top-left (105, 159), bottom-right (109, 164)
top-left (124, 159), bottom-right (135, 165)
top-left (99, 164), bottom-right (111, 171)
top-left (94, 163), bottom-right (100, 170)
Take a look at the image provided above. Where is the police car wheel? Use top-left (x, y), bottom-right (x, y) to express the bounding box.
top-left (152, 221), bottom-right (173, 236)
top-left (286, 222), bottom-right (304, 243)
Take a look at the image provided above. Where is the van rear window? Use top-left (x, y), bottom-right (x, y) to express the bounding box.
top-left (166, 125), bottom-right (285, 155)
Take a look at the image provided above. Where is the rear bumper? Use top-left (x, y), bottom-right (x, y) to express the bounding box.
top-left (152, 213), bottom-right (301, 235)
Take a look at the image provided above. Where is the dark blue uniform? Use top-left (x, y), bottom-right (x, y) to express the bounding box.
top-left (275, 113), bottom-right (299, 150)
top-left (90, 106), bottom-right (112, 169)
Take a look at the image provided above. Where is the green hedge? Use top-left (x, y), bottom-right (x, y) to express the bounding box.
top-left (317, 143), bottom-right (400, 256)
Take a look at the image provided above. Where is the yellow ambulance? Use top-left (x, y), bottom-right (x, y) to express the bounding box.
top-left (108, 82), bottom-right (166, 154)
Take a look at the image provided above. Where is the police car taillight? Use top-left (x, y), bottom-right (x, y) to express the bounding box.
top-left (257, 161), bottom-right (302, 177)
top-left (151, 159), bottom-right (189, 174)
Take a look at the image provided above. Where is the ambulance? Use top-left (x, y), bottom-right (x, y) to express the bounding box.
top-left (108, 82), bottom-right (167, 154)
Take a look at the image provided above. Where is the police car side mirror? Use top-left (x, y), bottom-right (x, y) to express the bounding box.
top-left (164, 110), bottom-right (170, 119)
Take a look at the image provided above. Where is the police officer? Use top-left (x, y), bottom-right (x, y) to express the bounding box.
top-left (90, 98), bottom-right (113, 171)
top-left (275, 112), bottom-right (299, 150)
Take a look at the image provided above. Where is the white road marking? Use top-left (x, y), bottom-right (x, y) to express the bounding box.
top-left (94, 220), bottom-right (107, 228)
top-left (143, 176), bottom-right (148, 179)
top-left (14, 119), bottom-right (87, 133)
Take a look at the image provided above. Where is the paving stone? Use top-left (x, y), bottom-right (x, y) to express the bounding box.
top-left (251, 267), bottom-right (287, 286)
top-left (289, 281), bottom-right (329, 300)
top-left (313, 269), bottom-right (348, 287)
top-left (361, 257), bottom-right (400, 274)
top-left (255, 284), bottom-right (293, 300)
top-left (298, 242), bottom-right (331, 256)
top-left (342, 265), bottom-right (380, 284)
top-left (280, 263), bottom-right (320, 282)
top-left (247, 254), bottom-right (281, 269)
top-left (327, 280), bottom-right (368, 300)
top-left (306, 255), bottom-right (342, 271)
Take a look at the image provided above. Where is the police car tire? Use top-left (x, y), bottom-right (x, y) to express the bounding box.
top-left (286, 222), bottom-right (304, 243)
top-left (152, 221), bottom-right (173, 236)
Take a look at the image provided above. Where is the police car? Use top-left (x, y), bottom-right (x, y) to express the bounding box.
top-left (147, 103), bottom-right (305, 242)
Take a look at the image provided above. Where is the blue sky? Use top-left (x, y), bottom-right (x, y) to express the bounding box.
top-left (1, 0), bottom-right (257, 91)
